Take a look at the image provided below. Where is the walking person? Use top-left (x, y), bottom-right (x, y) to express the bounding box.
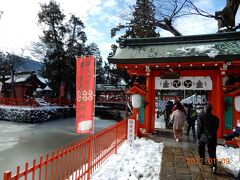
top-left (169, 102), bottom-right (186, 142)
top-left (186, 104), bottom-right (197, 140)
top-left (164, 101), bottom-right (173, 129)
top-left (197, 103), bottom-right (219, 174)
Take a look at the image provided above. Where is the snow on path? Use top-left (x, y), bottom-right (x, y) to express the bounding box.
top-left (91, 138), bottom-right (164, 180)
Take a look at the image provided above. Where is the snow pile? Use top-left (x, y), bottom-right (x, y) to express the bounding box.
top-left (0, 105), bottom-right (75, 123)
top-left (155, 115), bottom-right (166, 129)
top-left (175, 44), bottom-right (219, 58)
top-left (217, 145), bottom-right (240, 177)
top-left (35, 98), bottom-right (50, 106)
top-left (91, 138), bottom-right (164, 180)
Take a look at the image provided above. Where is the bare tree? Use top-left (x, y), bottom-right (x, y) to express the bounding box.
top-left (113, 0), bottom-right (240, 38)
top-left (112, 0), bottom-right (191, 38)
top-left (6, 50), bottom-right (25, 98)
top-left (154, 0), bottom-right (191, 36)
top-left (186, 0), bottom-right (240, 32)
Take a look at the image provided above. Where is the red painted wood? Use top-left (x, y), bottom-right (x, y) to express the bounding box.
top-left (211, 73), bottom-right (224, 138)
top-left (4, 120), bottom-right (127, 180)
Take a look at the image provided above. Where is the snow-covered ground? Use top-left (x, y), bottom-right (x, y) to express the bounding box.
top-left (91, 138), bottom-right (164, 180)
top-left (155, 114), bottom-right (166, 129)
top-left (217, 145), bottom-right (240, 177)
top-left (89, 115), bottom-right (239, 179)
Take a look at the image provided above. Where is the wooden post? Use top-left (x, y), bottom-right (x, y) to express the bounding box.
top-left (145, 76), bottom-right (151, 133)
top-left (211, 72), bottom-right (223, 138)
top-left (151, 77), bottom-right (156, 134)
top-left (3, 171), bottom-right (11, 180)
top-left (87, 136), bottom-right (92, 180)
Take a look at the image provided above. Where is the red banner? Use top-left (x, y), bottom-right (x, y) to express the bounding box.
top-left (76, 56), bottom-right (95, 134)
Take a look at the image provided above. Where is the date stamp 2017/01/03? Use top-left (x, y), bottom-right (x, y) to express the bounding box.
top-left (186, 157), bottom-right (230, 165)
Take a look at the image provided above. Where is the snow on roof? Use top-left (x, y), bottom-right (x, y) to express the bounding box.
top-left (37, 76), bottom-right (48, 84)
top-left (175, 44), bottom-right (219, 58)
top-left (96, 84), bottom-right (126, 91)
top-left (109, 32), bottom-right (240, 64)
top-left (5, 73), bottom-right (49, 85)
top-left (43, 85), bottom-right (52, 91)
top-left (181, 94), bottom-right (206, 105)
top-left (36, 87), bottom-right (43, 92)
top-left (5, 74), bottom-right (31, 83)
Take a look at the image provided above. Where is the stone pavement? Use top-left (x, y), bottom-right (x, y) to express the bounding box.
top-left (147, 129), bottom-right (237, 180)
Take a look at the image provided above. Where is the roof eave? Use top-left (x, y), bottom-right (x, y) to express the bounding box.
top-left (118, 31), bottom-right (240, 47)
top-left (108, 54), bottom-right (240, 64)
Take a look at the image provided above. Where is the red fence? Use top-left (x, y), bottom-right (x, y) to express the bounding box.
top-left (3, 119), bottom-right (127, 180)
top-left (0, 98), bottom-right (74, 107)
top-left (0, 98), bottom-right (36, 106)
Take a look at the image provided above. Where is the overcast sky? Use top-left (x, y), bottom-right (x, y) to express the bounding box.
top-left (0, 0), bottom-right (239, 61)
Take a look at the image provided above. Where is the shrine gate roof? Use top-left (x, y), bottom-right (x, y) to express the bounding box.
top-left (108, 31), bottom-right (240, 64)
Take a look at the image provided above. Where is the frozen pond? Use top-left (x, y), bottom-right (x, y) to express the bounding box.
top-left (0, 117), bottom-right (116, 176)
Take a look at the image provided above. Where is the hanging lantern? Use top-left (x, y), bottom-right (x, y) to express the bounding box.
top-left (132, 94), bottom-right (141, 108)
top-left (235, 96), bottom-right (240, 112)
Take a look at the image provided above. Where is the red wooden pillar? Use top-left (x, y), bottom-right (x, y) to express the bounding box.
top-left (145, 75), bottom-right (153, 133)
top-left (150, 77), bottom-right (156, 134)
top-left (211, 72), bottom-right (223, 138)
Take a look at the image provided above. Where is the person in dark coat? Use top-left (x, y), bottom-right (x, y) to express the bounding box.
top-left (197, 103), bottom-right (219, 173)
top-left (186, 104), bottom-right (197, 139)
top-left (164, 101), bottom-right (173, 129)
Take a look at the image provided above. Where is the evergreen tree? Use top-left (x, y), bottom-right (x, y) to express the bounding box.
top-left (110, 0), bottom-right (159, 86)
top-left (85, 43), bottom-right (106, 84)
top-left (64, 15), bottom-right (87, 98)
top-left (129, 0), bottom-right (159, 38)
top-left (38, 1), bottom-right (88, 98)
top-left (111, 0), bottom-right (159, 38)
top-left (38, 1), bottom-right (67, 97)
top-left (0, 51), bottom-right (8, 97)
top-left (38, 1), bottom-right (103, 98)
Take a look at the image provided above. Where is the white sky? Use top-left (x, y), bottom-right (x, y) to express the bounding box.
top-left (0, 0), bottom-right (239, 61)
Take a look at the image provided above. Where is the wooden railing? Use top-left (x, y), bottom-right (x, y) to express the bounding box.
top-left (3, 119), bottom-right (127, 180)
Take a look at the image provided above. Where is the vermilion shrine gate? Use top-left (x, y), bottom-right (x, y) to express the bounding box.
top-left (108, 32), bottom-right (240, 138)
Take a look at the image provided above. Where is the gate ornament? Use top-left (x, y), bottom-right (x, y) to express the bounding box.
top-left (155, 76), bottom-right (212, 90)
top-left (183, 80), bottom-right (193, 88)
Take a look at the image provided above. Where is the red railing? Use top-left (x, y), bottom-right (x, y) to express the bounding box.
top-left (0, 98), bottom-right (74, 107)
top-left (3, 119), bottom-right (127, 180)
top-left (0, 98), bottom-right (36, 106)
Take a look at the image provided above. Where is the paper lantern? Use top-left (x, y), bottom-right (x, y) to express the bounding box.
top-left (235, 96), bottom-right (240, 112)
top-left (132, 94), bottom-right (141, 108)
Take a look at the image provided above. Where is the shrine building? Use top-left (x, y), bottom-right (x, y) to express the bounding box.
top-left (108, 31), bottom-right (240, 138)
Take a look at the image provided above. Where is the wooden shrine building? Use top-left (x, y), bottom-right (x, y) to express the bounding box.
top-left (108, 31), bottom-right (240, 138)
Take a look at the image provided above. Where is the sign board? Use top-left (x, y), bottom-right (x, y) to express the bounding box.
top-left (127, 119), bottom-right (135, 146)
top-left (76, 56), bottom-right (95, 134)
top-left (155, 76), bottom-right (212, 90)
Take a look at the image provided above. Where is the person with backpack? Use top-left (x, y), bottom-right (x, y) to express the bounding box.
top-left (186, 104), bottom-right (197, 140)
top-left (197, 103), bottom-right (219, 174)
